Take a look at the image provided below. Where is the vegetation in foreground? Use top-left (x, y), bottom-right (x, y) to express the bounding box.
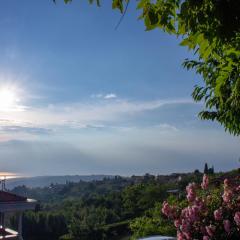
top-left (162, 174), bottom-right (240, 239)
top-left (8, 166), bottom-right (240, 239)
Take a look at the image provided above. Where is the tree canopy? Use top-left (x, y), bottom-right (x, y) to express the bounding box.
top-left (59, 0), bottom-right (240, 135)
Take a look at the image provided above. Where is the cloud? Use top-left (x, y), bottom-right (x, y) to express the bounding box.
top-left (0, 125), bottom-right (52, 135)
top-left (71, 127), bottom-right (240, 175)
top-left (0, 97), bottom-right (194, 125)
top-left (0, 98), bottom-right (237, 176)
top-left (91, 93), bottom-right (117, 99)
top-left (0, 97), bottom-right (199, 141)
top-left (104, 93), bottom-right (117, 99)
top-left (0, 127), bottom-right (238, 176)
top-left (84, 124), bottom-right (106, 129)
top-left (0, 118), bottom-right (52, 135)
top-left (61, 121), bottom-right (107, 130)
top-left (91, 93), bottom-right (103, 98)
top-left (154, 123), bottom-right (179, 132)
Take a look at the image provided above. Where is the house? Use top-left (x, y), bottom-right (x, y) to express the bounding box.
top-left (0, 179), bottom-right (37, 240)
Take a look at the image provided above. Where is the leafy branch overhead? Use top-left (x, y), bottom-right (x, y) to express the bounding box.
top-left (58, 0), bottom-right (240, 135)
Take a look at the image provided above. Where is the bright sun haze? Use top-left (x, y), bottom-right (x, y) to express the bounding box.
top-left (0, 87), bottom-right (19, 111)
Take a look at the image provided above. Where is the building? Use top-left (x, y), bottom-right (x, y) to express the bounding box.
top-left (0, 178), bottom-right (37, 240)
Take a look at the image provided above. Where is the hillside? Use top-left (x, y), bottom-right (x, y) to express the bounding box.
top-left (6, 175), bottom-right (114, 189)
top-left (8, 169), bottom-right (238, 240)
top-left (8, 171), bottom-right (202, 240)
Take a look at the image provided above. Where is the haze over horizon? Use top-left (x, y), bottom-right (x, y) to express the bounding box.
top-left (0, 1), bottom-right (239, 176)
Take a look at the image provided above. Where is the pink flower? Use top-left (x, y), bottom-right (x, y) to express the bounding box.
top-left (177, 231), bottom-right (185, 240)
top-left (161, 201), bottom-right (176, 218)
top-left (183, 231), bottom-right (191, 240)
top-left (214, 208), bottom-right (222, 221)
top-left (222, 189), bottom-right (233, 203)
top-left (234, 212), bottom-right (240, 226)
top-left (235, 185), bottom-right (240, 191)
top-left (174, 219), bottom-right (181, 228)
top-left (188, 205), bottom-right (199, 222)
top-left (162, 201), bottom-right (171, 216)
top-left (180, 219), bottom-right (190, 233)
top-left (205, 225), bottom-right (216, 237)
top-left (186, 183), bottom-right (196, 202)
top-left (164, 176), bottom-right (240, 239)
top-left (224, 178), bottom-right (229, 188)
top-left (201, 174), bottom-right (209, 190)
top-left (223, 219), bottom-right (231, 233)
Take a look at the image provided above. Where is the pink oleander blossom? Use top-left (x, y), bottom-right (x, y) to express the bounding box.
top-left (214, 208), bottom-right (222, 221)
top-left (224, 179), bottom-right (230, 188)
top-left (234, 211), bottom-right (240, 226)
top-left (186, 182), bottom-right (197, 202)
top-left (201, 174), bottom-right (209, 190)
top-left (161, 201), bottom-right (176, 218)
top-left (177, 231), bottom-right (184, 240)
top-left (222, 189), bottom-right (233, 203)
top-left (206, 225), bottom-right (216, 237)
top-left (162, 201), bottom-right (172, 216)
top-left (203, 236), bottom-right (210, 240)
top-left (174, 219), bottom-right (181, 228)
top-left (161, 174), bottom-right (240, 239)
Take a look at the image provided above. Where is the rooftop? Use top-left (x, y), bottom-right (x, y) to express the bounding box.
top-left (0, 191), bottom-right (27, 203)
top-left (0, 191), bottom-right (36, 213)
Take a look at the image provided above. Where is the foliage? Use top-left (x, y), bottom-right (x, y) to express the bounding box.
top-left (11, 175), bottom-right (176, 240)
top-left (130, 202), bottom-right (176, 239)
top-left (13, 171), bottom-right (240, 239)
top-left (10, 211), bottom-right (68, 240)
top-left (204, 163), bottom-right (209, 175)
top-left (58, 0), bottom-right (240, 135)
top-left (162, 174), bottom-right (240, 239)
top-left (204, 163), bottom-right (215, 175)
top-left (122, 182), bottom-right (168, 218)
top-left (12, 177), bottom-right (130, 204)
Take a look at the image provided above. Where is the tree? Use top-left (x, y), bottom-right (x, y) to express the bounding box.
top-left (59, 0), bottom-right (240, 135)
top-left (204, 163), bottom-right (209, 174)
top-left (208, 165), bottom-right (215, 174)
top-left (194, 169), bottom-right (200, 175)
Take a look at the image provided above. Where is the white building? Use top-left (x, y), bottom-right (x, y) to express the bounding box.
top-left (0, 185), bottom-right (37, 239)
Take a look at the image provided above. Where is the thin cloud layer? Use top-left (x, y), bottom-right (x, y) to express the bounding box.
top-left (0, 97), bottom-right (195, 138)
top-left (0, 125), bottom-right (51, 135)
top-left (0, 129), bottom-right (239, 176)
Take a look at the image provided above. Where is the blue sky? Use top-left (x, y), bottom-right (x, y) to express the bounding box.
top-left (0, 0), bottom-right (239, 176)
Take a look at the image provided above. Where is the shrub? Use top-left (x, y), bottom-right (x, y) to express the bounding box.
top-left (130, 203), bottom-right (176, 239)
top-left (162, 175), bottom-right (240, 239)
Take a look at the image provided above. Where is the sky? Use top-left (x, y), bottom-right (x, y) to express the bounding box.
top-left (0, 0), bottom-right (239, 176)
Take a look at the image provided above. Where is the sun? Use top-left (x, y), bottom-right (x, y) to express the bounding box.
top-left (0, 87), bottom-right (19, 111)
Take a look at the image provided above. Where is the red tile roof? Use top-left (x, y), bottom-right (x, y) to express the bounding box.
top-left (0, 191), bottom-right (27, 202)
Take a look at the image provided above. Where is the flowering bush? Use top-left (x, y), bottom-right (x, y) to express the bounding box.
top-left (162, 175), bottom-right (240, 239)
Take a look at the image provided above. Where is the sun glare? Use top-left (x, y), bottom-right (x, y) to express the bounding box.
top-left (0, 172), bottom-right (20, 180)
top-left (0, 87), bottom-right (19, 111)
